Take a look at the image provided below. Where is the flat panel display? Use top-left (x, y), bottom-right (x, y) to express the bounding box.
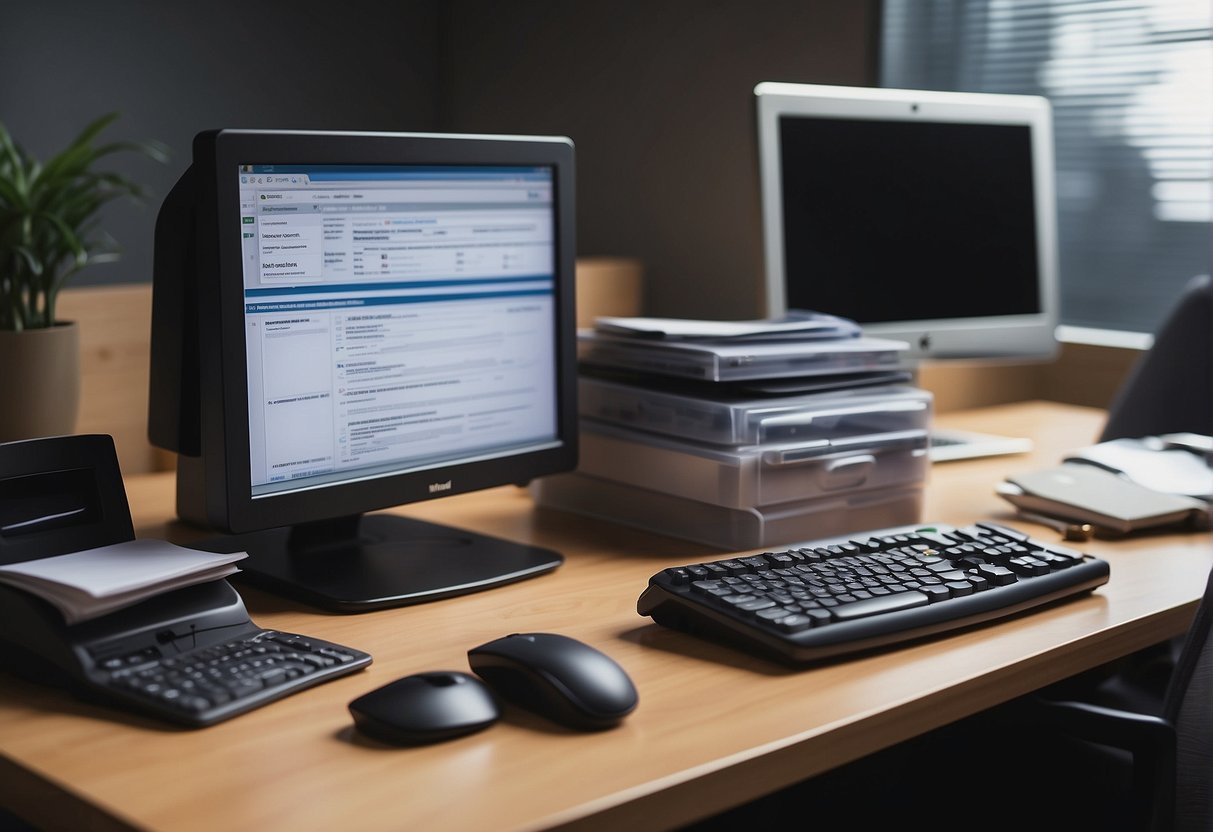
top-left (756, 82), bottom-right (1059, 361)
top-left (149, 130), bottom-right (578, 611)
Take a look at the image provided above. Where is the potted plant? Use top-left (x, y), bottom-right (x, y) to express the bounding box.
top-left (0, 113), bottom-right (166, 441)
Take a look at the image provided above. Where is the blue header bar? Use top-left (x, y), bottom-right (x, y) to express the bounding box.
top-left (245, 275), bottom-right (552, 299)
top-left (246, 287), bottom-right (553, 314)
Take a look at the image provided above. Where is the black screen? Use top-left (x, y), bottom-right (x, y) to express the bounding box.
top-left (778, 115), bottom-right (1041, 323)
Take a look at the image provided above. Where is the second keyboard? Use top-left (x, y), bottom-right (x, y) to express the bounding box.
top-left (102, 628), bottom-right (371, 726)
top-left (636, 521), bottom-right (1110, 663)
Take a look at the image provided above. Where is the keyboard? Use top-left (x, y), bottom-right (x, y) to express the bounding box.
top-left (100, 628), bottom-right (372, 727)
top-left (636, 521), bottom-right (1110, 664)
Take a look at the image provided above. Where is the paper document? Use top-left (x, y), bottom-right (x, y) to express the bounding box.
top-left (1064, 437), bottom-right (1213, 500)
top-left (592, 311), bottom-right (861, 341)
top-left (0, 539), bottom-right (247, 624)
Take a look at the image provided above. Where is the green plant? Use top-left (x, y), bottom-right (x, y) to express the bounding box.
top-left (0, 113), bottom-right (167, 331)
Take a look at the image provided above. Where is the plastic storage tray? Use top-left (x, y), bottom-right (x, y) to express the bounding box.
top-left (579, 378), bottom-right (932, 446)
top-left (576, 419), bottom-right (929, 509)
top-left (530, 471), bottom-right (925, 552)
top-left (577, 331), bottom-right (909, 381)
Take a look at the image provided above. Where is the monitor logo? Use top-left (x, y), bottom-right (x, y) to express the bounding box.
top-left (428, 480), bottom-right (453, 493)
top-left (919, 333), bottom-right (932, 351)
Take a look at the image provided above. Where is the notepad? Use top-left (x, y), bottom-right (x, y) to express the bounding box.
top-left (0, 539), bottom-right (247, 624)
top-left (996, 463), bottom-right (1209, 535)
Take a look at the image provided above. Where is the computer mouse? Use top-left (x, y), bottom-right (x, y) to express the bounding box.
top-left (348, 670), bottom-right (501, 745)
top-left (467, 632), bottom-right (638, 730)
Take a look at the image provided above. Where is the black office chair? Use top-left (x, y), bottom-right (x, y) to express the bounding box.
top-left (1004, 273), bottom-right (1213, 832)
top-left (996, 560), bottom-right (1210, 832)
top-left (1101, 272), bottom-right (1212, 442)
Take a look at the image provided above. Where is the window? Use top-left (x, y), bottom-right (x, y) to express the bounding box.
top-left (881, 0), bottom-right (1212, 339)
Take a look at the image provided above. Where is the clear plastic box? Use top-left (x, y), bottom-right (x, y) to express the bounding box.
top-left (530, 471), bottom-right (925, 552)
top-left (576, 331), bottom-right (909, 381)
top-left (576, 419), bottom-right (929, 509)
top-left (579, 378), bottom-right (932, 446)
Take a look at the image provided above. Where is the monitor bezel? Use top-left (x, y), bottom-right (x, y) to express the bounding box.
top-left (754, 81), bottom-right (1060, 361)
top-left (192, 128), bottom-right (578, 534)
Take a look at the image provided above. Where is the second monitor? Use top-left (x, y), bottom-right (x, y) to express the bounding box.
top-left (755, 81), bottom-right (1060, 363)
top-left (149, 129), bottom-right (579, 612)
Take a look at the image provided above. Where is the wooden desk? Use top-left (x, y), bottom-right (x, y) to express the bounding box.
top-left (1, 402), bottom-right (1209, 831)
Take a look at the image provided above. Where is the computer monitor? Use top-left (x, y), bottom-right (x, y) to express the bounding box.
top-left (148, 128), bottom-right (578, 612)
top-left (755, 82), bottom-right (1060, 362)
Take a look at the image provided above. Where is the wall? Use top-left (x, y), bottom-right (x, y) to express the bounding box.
top-left (1, 1), bottom-right (875, 320)
top-left (441, 1), bottom-right (877, 319)
top-left (0, 0), bottom-right (444, 287)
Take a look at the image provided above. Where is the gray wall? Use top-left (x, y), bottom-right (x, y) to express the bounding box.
top-left (0, 1), bottom-right (443, 287)
top-left (1, 1), bottom-right (875, 319)
top-left (441, 1), bottom-right (875, 318)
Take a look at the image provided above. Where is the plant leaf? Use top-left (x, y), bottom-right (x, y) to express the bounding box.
top-left (0, 113), bottom-right (166, 330)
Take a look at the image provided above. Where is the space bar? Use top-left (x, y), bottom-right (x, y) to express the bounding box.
top-left (831, 590), bottom-right (930, 621)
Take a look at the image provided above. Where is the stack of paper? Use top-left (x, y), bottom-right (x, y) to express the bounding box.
top-left (0, 539), bottom-right (247, 624)
top-left (578, 313), bottom-right (910, 385)
top-left (1064, 437), bottom-right (1213, 500)
top-left (591, 311), bottom-right (862, 342)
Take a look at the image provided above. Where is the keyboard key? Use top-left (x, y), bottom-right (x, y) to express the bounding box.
top-left (831, 591), bottom-right (930, 621)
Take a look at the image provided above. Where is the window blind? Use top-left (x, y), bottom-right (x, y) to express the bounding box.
top-left (881, 0), bottom-right (1211, 335)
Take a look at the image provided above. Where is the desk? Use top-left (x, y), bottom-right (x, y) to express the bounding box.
top-left (1, 401), bottom-right (1209, 831)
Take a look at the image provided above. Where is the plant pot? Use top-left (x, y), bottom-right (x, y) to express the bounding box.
top-left (0, 321), bottom-right (80, 442)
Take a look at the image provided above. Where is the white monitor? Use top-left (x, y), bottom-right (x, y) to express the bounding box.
top-left (755, 81), bottom-right (1060, 362)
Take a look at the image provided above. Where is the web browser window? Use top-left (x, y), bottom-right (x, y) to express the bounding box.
top-left (237, 164), bottom-right (560, 497)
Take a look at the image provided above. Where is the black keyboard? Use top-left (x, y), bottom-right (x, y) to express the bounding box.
top-left (100, 629), bottom-right (372, 726)
top-left (636, 521), bottom-right (1110, 664)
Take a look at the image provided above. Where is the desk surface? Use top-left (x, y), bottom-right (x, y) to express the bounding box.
top-left (2, 402), bottom-right (1210, 832)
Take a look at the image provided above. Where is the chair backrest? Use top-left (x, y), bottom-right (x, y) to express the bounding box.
top-left (1163, 560), bottom-right (1213, 832)
top-left (1101, 273), bottom-right (1212, 442)
top-left (1098, 272), bottom-right (1213, 831)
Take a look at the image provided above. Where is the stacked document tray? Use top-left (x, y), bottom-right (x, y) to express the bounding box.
top-left (533, 373), bottom-right (933, 550)
top-left (576, 328), bottom-right (909, 382)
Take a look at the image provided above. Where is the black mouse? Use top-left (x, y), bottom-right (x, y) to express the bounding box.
top-left (467, 632), bottom-right (638, 730)
top-left (348, 670), bottom-right (501, 745)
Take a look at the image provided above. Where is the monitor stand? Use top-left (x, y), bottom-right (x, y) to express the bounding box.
top-left (189, 513), bottom-right (564, 613)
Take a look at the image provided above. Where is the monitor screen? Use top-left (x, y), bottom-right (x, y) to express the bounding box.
top-left (755, 82), bottom-right (1060, 361)
top-left (241, 163), bottom-right (560, 500)
top-left (149, 129), bottom-right (578, 612)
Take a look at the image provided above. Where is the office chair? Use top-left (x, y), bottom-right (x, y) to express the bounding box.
top-left (1006, 274), bottom-right (1213, 832)
top-left (1101, 272), bottom-right (1212, 442)
top-left (1000, 560), bottom-right (1213, 832)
